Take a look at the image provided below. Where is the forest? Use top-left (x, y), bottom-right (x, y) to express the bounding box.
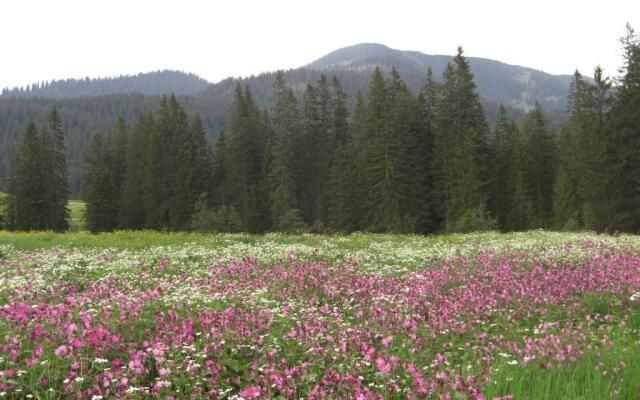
top-left (2, 26), bottom-right (639, 234)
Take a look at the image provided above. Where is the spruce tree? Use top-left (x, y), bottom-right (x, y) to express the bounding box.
top-left (119, 113), bottom-right (154, 229)
top-left (523, 104), bottom-right (556, 229)
top-left (84, 134), bottom-right (118, 232)
top-left (43, 106), bottom-right (70, 231)
top-left (489, 106), bottom-right (513, 230)
top-left (268, 72), bottom-right (305, 231)
top-left (413, 68), bottom-right (438, 233)
top-left (108, 117), bottom-right (128, 227)
top-left (224, 84), bottom-right (269, 232)
top-left (361, 67), bottom-right (405, 232)
top-left (211, 129), bottom-right (228, 209)
top-left (504, 121), bottom-right (534, 231)
top-left (324, 77), bottom-right (357, 232)
top-left (432, 48), bottom-right (490, 231)
top-left (608, 24), bottom-right (640, 231)
top-left (5, 121), bottom-right (48, 230)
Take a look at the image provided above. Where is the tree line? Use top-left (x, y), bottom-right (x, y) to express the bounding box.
top-left (3, 26), bottom-right (639, 233)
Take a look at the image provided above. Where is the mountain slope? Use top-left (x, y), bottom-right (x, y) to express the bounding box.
top-left (307, 43), bottom-right (574, 112)
top-left (1, 70), bottom-right (210, 98)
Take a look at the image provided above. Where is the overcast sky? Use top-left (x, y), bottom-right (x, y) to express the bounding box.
top-left (2, 0), bottom-right (639, 89)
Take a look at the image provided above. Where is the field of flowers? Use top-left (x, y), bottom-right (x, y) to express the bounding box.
top-left (1, 231), bottom-right (640, 399)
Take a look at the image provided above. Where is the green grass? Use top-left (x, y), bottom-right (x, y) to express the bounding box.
top-left (485, 332), bottom-right (640, 399)
top-left (68, 200), bottom-right (86, 231)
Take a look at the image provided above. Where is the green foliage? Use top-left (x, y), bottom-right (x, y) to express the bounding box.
top-left (7, 33), bottom-right (640, 235)
top-left (274, 208), bottom-right (309, 233)
top-left (83, 134), bottom-right (118, 232)
top-left (523, 104), bottom-right (557, 229)
top-left (4, 110), bottom-right (70, 231)
top-left (223, 84), bottom-right (270, 232)
top-left (190, 204), bottom-right (242, 233)
top-left (453, 205), bottom-right (497, 233)
top-left (268, 72), bottom-right (301, 229)
top-left (432, 48), bottom-right (490, 231)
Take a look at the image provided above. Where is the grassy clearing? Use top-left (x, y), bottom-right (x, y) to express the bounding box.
top-left (67, 200), bottom-right (86, 232)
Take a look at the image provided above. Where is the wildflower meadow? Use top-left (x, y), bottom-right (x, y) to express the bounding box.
top-left (1, 231), bottom-right (640, 399)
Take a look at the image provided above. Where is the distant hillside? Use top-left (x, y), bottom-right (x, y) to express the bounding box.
top-left (307, 43), bottom-right (575, 112)
top-left (1, 70), bottom-right (210, 98)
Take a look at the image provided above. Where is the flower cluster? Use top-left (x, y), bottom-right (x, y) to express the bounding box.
top-left (0, 233), bottom-right (639, 398)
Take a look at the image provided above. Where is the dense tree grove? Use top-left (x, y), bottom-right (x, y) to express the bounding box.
top-left (3, 107), bottom-right (70, 231)
top-left (3, 29), bottom-right (640, 233)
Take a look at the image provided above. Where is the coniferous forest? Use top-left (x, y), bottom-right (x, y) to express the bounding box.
top-left (3, 26), bottom-right (640, 234)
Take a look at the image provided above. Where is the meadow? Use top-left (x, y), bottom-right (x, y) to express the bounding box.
top-left (1, 230), bottom-right (639, 399)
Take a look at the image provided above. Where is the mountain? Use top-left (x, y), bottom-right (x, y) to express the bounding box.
top-left (0, 43), bottom-right (579, 197)
top-left (307, 43), bottom-right (575, 112)
top-left (1, 70), bottom-right (210, 98)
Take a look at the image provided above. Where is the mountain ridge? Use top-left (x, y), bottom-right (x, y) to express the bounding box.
top-left (1, 70), bottom-right (210, 98)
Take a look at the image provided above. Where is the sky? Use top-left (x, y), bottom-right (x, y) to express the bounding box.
top-left (1, 0), bottom-right (639, 89)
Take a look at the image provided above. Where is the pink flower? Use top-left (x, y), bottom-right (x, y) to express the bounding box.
top-left (54, 345), bottom-right (68, 358)
top-left (376, 357), bottom-right (392, 373)
top-left (239, 385), bottom-right (261, 398)
top-left (382, 336), bottom-right (393, 347)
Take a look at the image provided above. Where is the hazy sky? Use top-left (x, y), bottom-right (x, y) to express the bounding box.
top-left (2, 0), bottom-right (638, 89)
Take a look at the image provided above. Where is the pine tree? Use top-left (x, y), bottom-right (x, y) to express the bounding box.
top-left (108, 117), bottom-right (128, 227)
top-left (5, 121), bottom-right (48, 230)
top-left (119, 113), bottom-right (154, 229)
top-left (522, 104), bottom-right (556, 229)
top-left (188, 113), bottom-right (213, 204)
top-left (84, 134), bottom-right (118, 232)
top-left (433, 48), bottom-right (490, 232)
top-left (413, 68), bottom-right (438, 233)
top-left (211, 129), bottom-right (228, 209)
top-left (268, 72), bottom-right (305, 231)
top-left (489, 105), bottom-right (513, 230)
top-left (149, 95), bottom-right (173, 229)
top-left (350, 90), bottom-right (368, 230)
top-left (608, 24), bottom-right (640, 231)
top-left (324, 77), bottom-right (357, 232)
top-left (389, 67), bottom-right (422, 232)
top-left (505, 121), bottom-right (534, 231)
top-left (167, 95), bottom-right (193, 230)
top-left (223, 84), bottom-right (269, 232)
top-left (362, 67), bottom-right (403, 232)
top-left (48, 106), bottom-right (70, 232)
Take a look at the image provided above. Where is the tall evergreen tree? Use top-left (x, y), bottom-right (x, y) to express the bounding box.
top-left (489, 105), bottom-right (513, 230)
top-left (5, 121), bottom-right (48, 230)
top-left (523, 104), bottom-right (556, 228)
top-left (119, 113), bottom-right (154, 229)
top-left (84, 134), bottom-right (118, 232)
top-left (432, 48), bottom-right (490, 231)
top-left (362, 67), bottom-right (404, 232)
top-left (608, 24), bottom-right (640, 231)
top-left (504, 120), bottom-right (534, 231)
top-left (43, 106), bottom-right (70, 231)
top-left (268, 72), bottom-right (305, 231)
top-left (222, 84), bottom-right (269, 232)
top-left (324, 77), bottom-right (357, 232)
top-left (413, 68), bottom-right (438, 233)
top-left (211, 129), bottom-right (228, 209)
